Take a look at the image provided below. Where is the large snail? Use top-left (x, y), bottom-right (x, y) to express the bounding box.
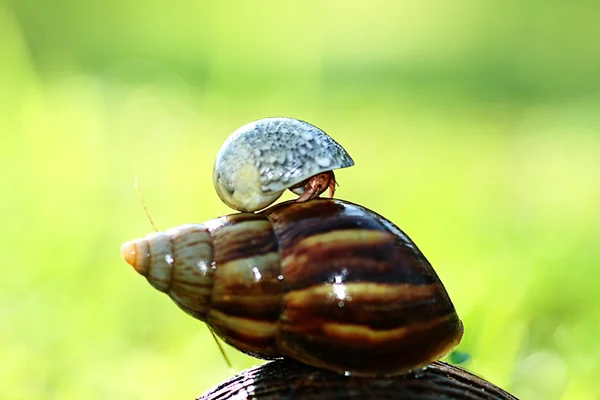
top-left (121, 198), bottom-right (463, 376)
top-left (213, 117), bottom-right (354, 212)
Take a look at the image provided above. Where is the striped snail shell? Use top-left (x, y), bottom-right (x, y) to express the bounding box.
top-left (213, 117), bottom-right (354, 212)
top-left (198, 359), bottom-right (518, 400)
top-left (121, 198), bottom-right (463, 377)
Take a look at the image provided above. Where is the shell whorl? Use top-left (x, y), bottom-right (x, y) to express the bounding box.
top-left (120, 224), bottom-right (216, 320)
top-left (213, 117), bottom-right (354, 212)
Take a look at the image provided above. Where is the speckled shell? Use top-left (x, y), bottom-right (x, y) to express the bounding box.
top-left (213, 117), bottom-right (354, 212)
top-left (122, 199), bottom-right (463, 377)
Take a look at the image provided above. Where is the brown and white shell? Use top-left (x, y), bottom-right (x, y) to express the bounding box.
top-left (213, 117), bottom-right (354, 212)
top-left (121, 198), bottom-right (463, 377)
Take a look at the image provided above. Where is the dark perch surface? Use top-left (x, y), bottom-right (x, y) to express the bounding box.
top-left (197, 359), bottom-right (518, 400)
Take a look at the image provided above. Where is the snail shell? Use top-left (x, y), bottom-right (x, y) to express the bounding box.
top-left (197, 359), bottom-right (518, 400)
top-left (121, 198), bottom-right (463, 377)
top-left (213, 117), bottom-right (354, 212)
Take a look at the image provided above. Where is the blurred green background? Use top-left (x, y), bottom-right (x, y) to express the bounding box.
top-left (2, 1), bottom-right (599, 399)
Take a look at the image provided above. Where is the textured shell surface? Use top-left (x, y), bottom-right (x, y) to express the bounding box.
top-left (198, 360), bottom-right (518, 400)
top-left (121, 198), bottom-right (463, 377)
top-left (213, 117), bottom-right (354, 212)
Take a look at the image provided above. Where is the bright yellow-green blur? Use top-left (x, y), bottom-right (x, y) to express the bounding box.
top-left (1, 1), bottom-right (599, 399)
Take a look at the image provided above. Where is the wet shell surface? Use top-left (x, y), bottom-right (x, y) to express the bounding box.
top-left (121, 198), bottom-right (464, 377)
top-left (213, 117), bottom-right (354, 212)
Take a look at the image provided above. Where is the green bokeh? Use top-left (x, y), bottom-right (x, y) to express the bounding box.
top-left (1, 1), bottom-right (599, 399)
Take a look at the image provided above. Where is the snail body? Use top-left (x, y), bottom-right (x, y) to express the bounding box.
top-left (121, 198), bottom-right (463, 377)
top-left (213, 117), bottom-right (354, 212)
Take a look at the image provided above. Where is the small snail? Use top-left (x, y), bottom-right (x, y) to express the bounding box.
top-left (213, 117), bottom-right (354, 212)
top-left (121, 198), bottom-right (463, 377)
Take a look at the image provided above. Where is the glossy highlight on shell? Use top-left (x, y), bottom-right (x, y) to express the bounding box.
top-left (213, 117), bottom-right (354, 212)
top-left (121, 198), bottom-right (463, 376)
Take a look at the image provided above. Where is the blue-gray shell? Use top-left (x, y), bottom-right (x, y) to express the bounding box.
top-left (215, 117), bottom-right (354, 194)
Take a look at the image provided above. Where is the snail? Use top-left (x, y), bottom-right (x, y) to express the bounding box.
top-left (197, 359), bottom-right (518, 400)
top-left (120, 198), bottom-right (464, 377)
top-left (213, 117), bottom-right (354, 212)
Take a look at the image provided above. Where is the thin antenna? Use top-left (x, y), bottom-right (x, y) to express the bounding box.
top-left (133, 174), bottom-right (234, 371)
top-left (208, 328), bottom-right (234, 372)
top-left (134, 174), bottom-right (159, 232)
